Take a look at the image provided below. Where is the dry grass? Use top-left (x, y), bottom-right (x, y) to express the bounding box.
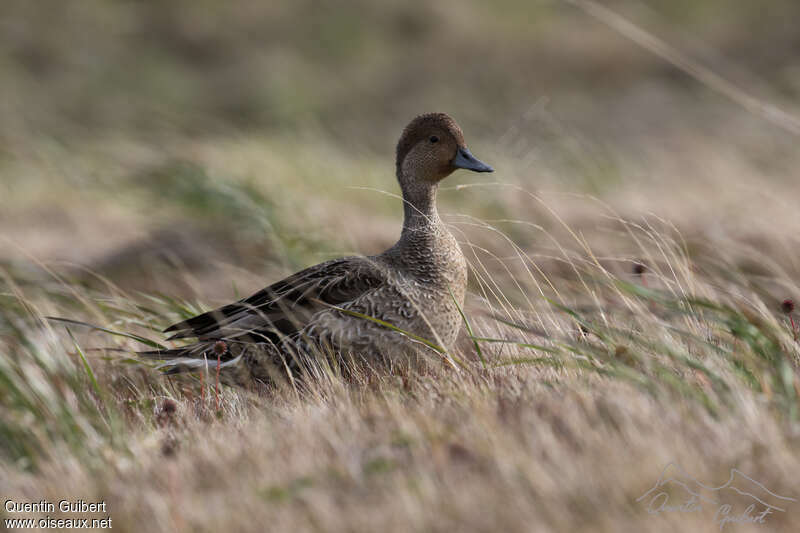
top-left (3, 1), bottom-right (800, 532)
top-left (3, 143), bottom-right (800, 531)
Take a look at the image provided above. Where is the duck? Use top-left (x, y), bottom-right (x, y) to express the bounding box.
top-left (142, 112), bottom-right (493, 383)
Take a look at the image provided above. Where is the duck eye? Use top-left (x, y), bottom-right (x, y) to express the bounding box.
top-left (429, 135), bottom-right (439, 144)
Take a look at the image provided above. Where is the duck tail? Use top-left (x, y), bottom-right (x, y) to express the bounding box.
top-left (139, 340), bottom-right (298, 386)
top-left (138, 341), bottom-right (243, 375)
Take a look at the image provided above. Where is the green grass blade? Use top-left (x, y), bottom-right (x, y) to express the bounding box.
top-left (449, 288), bottom-right (486, 368)
top-left (45, 316), bottom-right (166, 350)
top-left (66, 328), bottom-right (102, 397)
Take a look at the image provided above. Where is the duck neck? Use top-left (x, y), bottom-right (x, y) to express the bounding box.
top-left (399, 174), bottom-right (441, 237)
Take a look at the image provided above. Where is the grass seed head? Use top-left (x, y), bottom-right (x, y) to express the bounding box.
top-left (213, 340), bottom-right (228, 356)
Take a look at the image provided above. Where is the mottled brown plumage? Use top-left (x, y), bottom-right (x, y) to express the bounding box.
top-left (142, 112), bottom-right (493, 383)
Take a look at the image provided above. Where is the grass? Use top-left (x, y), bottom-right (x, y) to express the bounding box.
top-left (3, 1), bottom-right (800, 531)
top-left (2, 158), bottom-right (800, 531)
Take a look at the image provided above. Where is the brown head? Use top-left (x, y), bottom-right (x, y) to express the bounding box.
top-left (395, 113), bottom-right (493, 185)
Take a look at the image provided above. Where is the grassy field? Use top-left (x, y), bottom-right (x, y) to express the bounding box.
top-left (2, 1), bottom-right (800, 532)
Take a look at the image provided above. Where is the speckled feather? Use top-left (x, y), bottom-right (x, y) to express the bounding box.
top-left (141, 112), bottom-right (486, 383)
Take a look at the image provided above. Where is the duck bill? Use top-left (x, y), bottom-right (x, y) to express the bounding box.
top-left (452, 147), bottom-right (494, 173)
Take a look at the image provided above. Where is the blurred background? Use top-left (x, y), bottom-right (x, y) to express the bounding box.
top-left (2, 0), bottom-right (800, 301)
top-left (4, 4), bottom-right (800, 531)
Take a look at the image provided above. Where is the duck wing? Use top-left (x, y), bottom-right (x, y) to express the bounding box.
top-left (163, 256), bottom-right (385, 343)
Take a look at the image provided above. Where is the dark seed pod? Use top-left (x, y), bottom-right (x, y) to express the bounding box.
top-left (162, 398), bottom-right (177, 414)
top-left (213, 340), bottom-right (228, 356)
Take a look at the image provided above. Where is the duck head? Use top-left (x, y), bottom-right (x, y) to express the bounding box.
top-left (396, 112), bottom-right (493, 186)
